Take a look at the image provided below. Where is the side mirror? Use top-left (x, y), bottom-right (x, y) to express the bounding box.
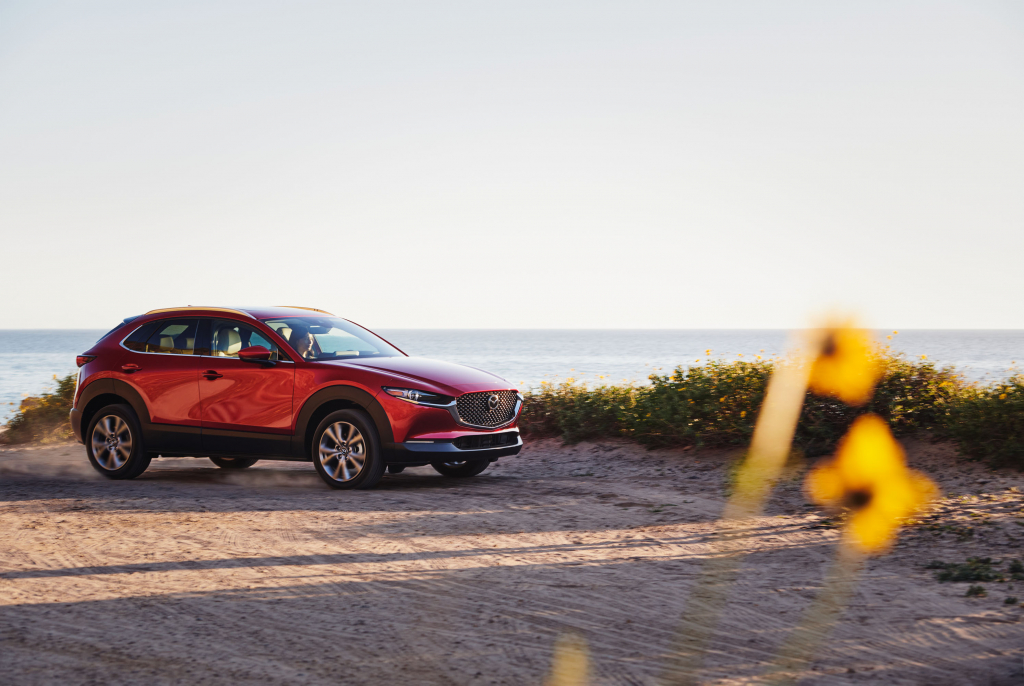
top-left (238, 345), bottom-right (272, 362)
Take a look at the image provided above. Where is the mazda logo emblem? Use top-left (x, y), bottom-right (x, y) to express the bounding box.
top-left (487, 394), bottom-right (500, 411)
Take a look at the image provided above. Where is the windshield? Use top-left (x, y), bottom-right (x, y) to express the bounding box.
top-left (261, 317), bottom-right (403, 360)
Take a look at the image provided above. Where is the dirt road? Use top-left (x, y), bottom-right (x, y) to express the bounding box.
top-left (1, 439), bottom-right (1022, 685)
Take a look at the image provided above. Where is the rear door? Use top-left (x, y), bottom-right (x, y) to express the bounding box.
top-left (198, 318), bottom-right (295, 455)
top-left (120, 318), bottom-right (203, 452)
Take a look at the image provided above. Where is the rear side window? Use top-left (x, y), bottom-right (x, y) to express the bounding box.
top-left (124, 319), bottom-right (199, 355)
top-left (123, 322), bottom-right (157, 352)
top-left (210, 319), bottom-right (284, 361)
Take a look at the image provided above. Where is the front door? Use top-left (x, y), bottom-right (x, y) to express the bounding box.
top-left (199, 318), bottom-right (295, 455)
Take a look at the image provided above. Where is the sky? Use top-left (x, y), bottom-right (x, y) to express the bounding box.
top-left (1, 1), bottom-right (1022, 330)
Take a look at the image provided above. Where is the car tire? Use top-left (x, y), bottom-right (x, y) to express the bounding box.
top-left (312, 409), bottom-right (386, 490)
top-left (85, 404), bottom-right (151, 480)
top-left (209, 457), bottom-right (258, 469)
top-left (431, 459), bottom-right (490, 478)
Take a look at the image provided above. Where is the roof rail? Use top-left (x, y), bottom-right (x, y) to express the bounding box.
top-left (274, 306), bottom-right (335, 315)
top-left (144, 306), bottom-right (256, 319)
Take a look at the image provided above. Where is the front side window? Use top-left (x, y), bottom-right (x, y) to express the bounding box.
top-left (262, 317), bottom-right (403, 361)
top-left (210, 320), bottom-right (284, 360)
top-left (124, 319), bottom-right (198, 355)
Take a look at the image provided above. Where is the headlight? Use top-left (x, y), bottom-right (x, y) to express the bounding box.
top-left (382, 387), bottom-right (454, 406)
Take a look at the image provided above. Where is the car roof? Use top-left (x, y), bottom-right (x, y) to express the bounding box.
top-left (142, 306), bottom-right (336, 320)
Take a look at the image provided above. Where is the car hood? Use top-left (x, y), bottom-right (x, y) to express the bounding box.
top-left (328, 356), bottom-right (512, 395)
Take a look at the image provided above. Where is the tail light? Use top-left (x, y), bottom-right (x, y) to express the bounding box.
top-left (76, 355), bottom-right (96, 368)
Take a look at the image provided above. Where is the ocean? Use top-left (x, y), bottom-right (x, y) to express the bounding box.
top-left (2, 329), bottom-right (1022, 423)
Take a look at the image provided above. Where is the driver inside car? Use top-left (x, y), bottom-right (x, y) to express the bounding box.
top-left (289, 324), bottom-right (314, 359)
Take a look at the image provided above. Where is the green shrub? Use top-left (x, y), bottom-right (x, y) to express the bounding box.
top-left (521, 350), bottom-right (974, 458)
top-left (945, 375), bottom-right (1024, 469)
top-left (1, 373), bottom-right (77, 444)
top-left (518, 380), bottom-right (632, 443)
top-left (626, 359), bottom-right (771, 449)
top-left (927, 557), bottom-right (1000, 582)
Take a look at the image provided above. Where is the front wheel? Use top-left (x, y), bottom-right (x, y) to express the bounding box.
top-left (210, 457), bottom-right (258, 469)
top-left (312, 409), bottom-right (386, 489)
top-left (86, 404), bottom-right (151, 480)
top-left (431, 459), bottom-right (490, 478)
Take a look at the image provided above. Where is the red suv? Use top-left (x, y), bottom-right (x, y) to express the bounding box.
top-left (71, 306), bottom-right (523, 489)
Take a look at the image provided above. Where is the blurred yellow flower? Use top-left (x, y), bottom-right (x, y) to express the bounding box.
top-left (1000, 393), bottom-right (1007, 400)
top-left (545, 633), bottom-right (590, 686)
top-left (705, 349), bottom-right (711, 355)
top-left (740, 410), bottom-right (747, 418)
top-left (805, 414), bottom-right (937, 553)
top-left (808, 325), bottom-right (881, 406)
top-left (920, 355), bottom-right (927, 360)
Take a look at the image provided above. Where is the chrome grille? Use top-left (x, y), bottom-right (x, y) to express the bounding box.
top-left (456, 390), bottom-right (518, 427)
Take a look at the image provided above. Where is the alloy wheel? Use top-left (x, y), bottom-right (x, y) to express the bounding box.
top-left (318, 421), bottom-right (366, 482)
top-left (90, 415), bottom-right (133, 470)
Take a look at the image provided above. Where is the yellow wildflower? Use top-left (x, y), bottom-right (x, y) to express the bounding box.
top-left (740, 410), bottom-right (746, 418)
top-left (706, 349), bottom-right (711, 355)
top-left (806, 414), bottom-right (937, 553)
top-left (808, 325), bottom-right (881, 406)
top-left (920, 355), bottom-right (927, 360)
top-left (1000, 394), bottom-right (1007, 400)
top-left (545, 634), bottom-right (590, 686)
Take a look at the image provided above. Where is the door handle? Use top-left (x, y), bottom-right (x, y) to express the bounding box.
top-left (121, 363), bottom-right (141, 373)
top-left (202, 370), bottom-right (223, 380)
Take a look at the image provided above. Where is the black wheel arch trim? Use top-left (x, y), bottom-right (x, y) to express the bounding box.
top-left (293, 385), bottom-right (394, 459)
top-left (73, 378), bottom-right (151, 444)
top-left (109, 379), bottom-right (152, 426)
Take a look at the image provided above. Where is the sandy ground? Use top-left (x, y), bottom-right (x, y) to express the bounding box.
top-left (1, 438), bottom-right (1023, 685)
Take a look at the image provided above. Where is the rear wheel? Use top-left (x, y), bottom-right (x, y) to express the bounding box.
top-left (86, 404), bottom-right (151, 480)
top-left (312, 409), bottom-right (386, 489)
top-left (209, 457), bottom-right (258, 469)
top-left (431, 459), bottom-right (490, 478)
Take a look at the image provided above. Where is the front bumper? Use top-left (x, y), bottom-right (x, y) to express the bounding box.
top-left (384, 433), bottom-right (523, 465)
